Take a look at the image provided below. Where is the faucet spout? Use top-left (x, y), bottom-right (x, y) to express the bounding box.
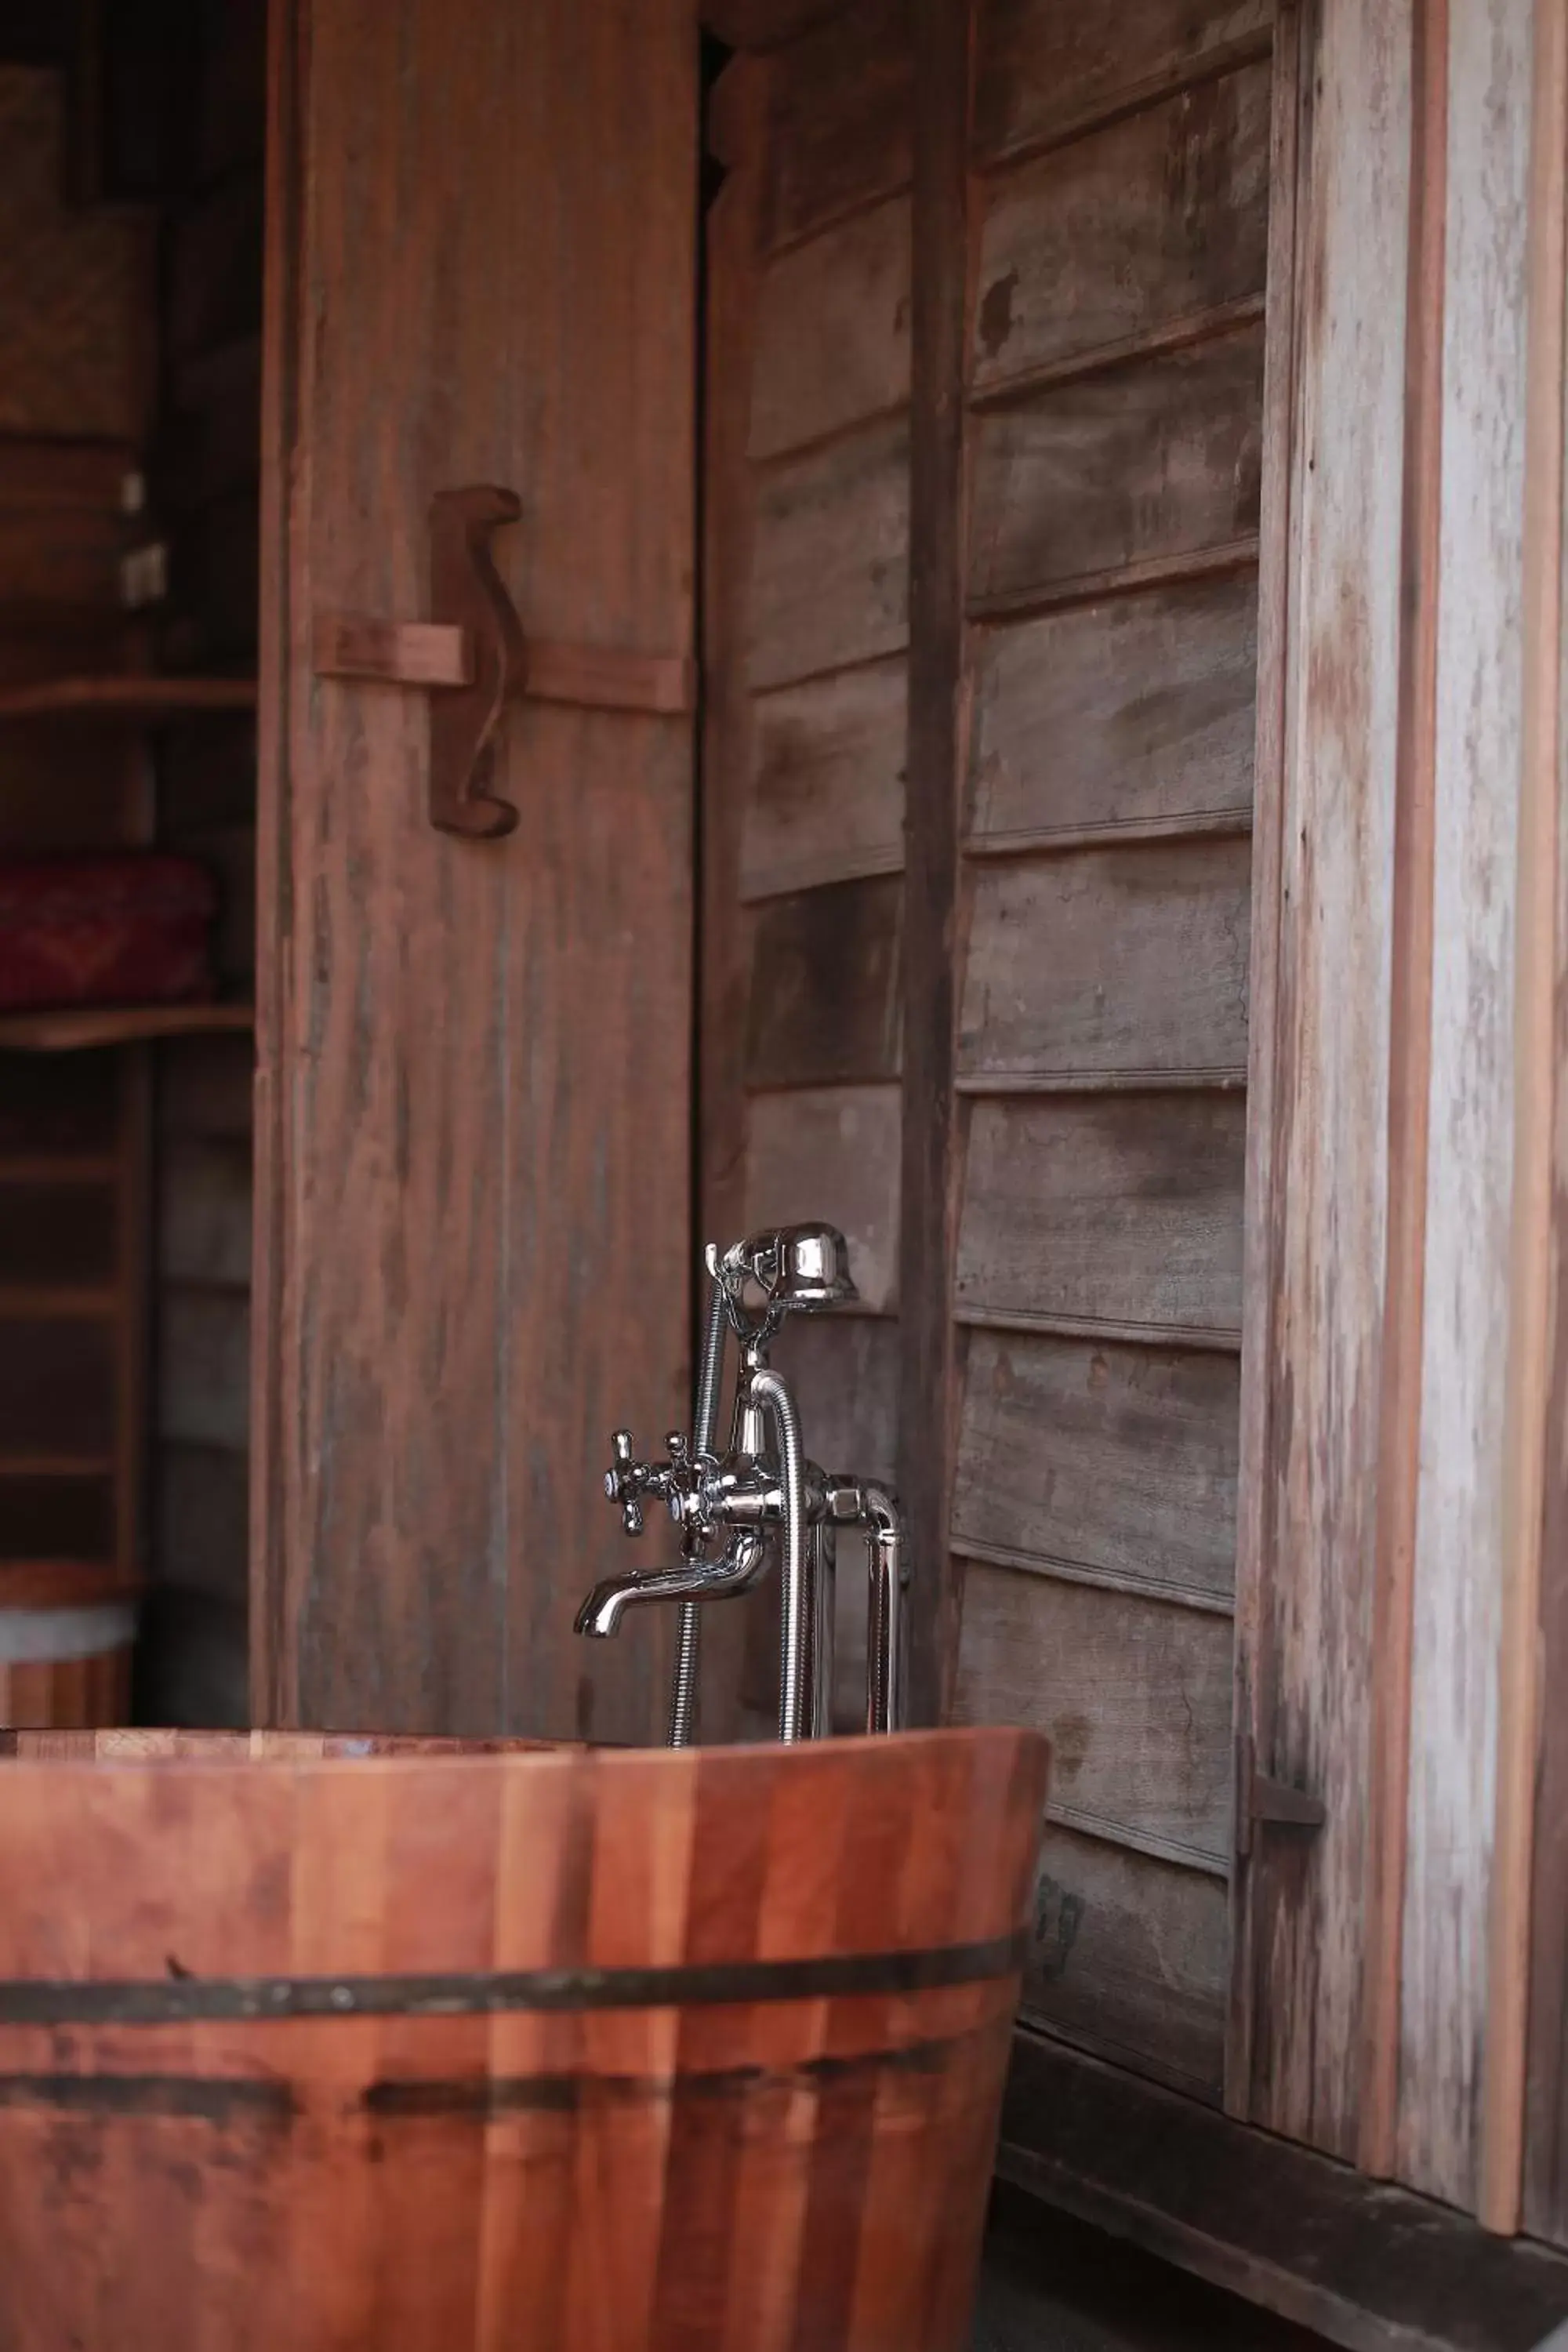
top-left (574, 1532), bottom-right (767, 1639)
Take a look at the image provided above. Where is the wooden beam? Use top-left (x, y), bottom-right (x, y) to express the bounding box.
top-left (1227, 0), bottom-right (1305, 2117)
top-left (1488, 0), bottom-right (1568, 2236)
top-left (1358, 0), bottom-right (1449, 2183)
top-left (1228, 0), bottom-right (1416, 2158)
top-left (1401, 0), bottom-right (1535, 2213)
top-left (0, 1004), bottom-right (252, 1054)
top-left (1527, 384), bottom-right (1568, 2229)
top-left (898, 0), bottom-right (971, 1726)
top-left (999, 2031), bottom-right (1568, 2352)
top-left (0, 677), bottom-right (257, 720)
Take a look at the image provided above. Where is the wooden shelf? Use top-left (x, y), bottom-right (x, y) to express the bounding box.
top-left (0, 1287), bottom-right (118, 1320)
top-left (0, 676), bottom-right (256, 722)
top-left (0, 1455), bottom-right (115, 1479)
top-left (0, 1001), bottom-right (254, 1053)
top-left (0, 1153), bottom-right (118, 1184)
top-left (0, 1561), bottom-right (142, 1607)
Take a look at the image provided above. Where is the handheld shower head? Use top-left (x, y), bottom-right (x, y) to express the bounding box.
top-left (717, 1224), bottom-right (858, 1316)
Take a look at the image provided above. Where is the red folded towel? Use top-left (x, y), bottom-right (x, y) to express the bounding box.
top-left (0, 854), bottom-right (219, 1012)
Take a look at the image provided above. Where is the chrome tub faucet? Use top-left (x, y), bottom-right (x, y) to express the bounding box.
top-left (573, 1224), bottom-right (909, 1747)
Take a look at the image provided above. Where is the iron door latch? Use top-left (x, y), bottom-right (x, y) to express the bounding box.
top-left (313, 486), bottom-right (695, 840)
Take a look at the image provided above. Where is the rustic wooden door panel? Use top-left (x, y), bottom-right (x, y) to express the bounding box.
top-left (256, 0), bottom-right (697, 1738)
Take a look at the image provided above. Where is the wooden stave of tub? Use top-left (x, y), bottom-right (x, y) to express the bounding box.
top-left (0, 1724), bottom-right (1048, 2351)
top-left (0, 1561), bottom-right (137, 1729)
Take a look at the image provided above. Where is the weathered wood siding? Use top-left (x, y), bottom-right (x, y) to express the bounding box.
top-left (1229, 0), bottom-right (1410, 2169)
top-left (944, 0), bottom-right (1272, 2100)
top-left (1514, 0), bottom-right (1568, 2253)
top-left (1399, 0), bottom-right (1534, 2216)
top-left (703, 10), bottom-right (912, 1739)
top-left (706, 0), bottom-right (1568, 2259)
top-left (1232, 0), bottom-right (1568, 2244)
top-left (709, 0), bottom-right (1273, 2085)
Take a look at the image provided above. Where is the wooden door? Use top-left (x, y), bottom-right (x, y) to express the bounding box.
top-left (253, 0), bottom-right (698, 1741)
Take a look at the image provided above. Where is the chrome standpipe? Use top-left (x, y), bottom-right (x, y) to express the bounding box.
top-left (750, 1367), bottom-right (808, 1743)
top-left (573, 1223), bottom-right (910, 1746)
top-left (861, 1491), bottom-right (905, 1736)
top-left (667, 1272), bottom-right (729, 1747)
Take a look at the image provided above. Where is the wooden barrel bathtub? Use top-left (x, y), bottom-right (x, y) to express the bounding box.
top-left (0, 1725), bottom-right (1047, 2352)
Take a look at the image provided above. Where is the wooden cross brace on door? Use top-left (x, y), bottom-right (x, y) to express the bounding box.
top-left (313, 486), bottom-right (695, 840)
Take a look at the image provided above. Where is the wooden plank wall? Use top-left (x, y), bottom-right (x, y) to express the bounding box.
top-left (704, 0), bottom-right (1568, 2248)
top-left (143, 0), bottom-right (266, 1728)
top-left (945, 1), bottom-right (1275, 2106)
top-left (702, 5), bottom-right (913, 1739)
top-left (708, 0), bottom-right (1276, 2089)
